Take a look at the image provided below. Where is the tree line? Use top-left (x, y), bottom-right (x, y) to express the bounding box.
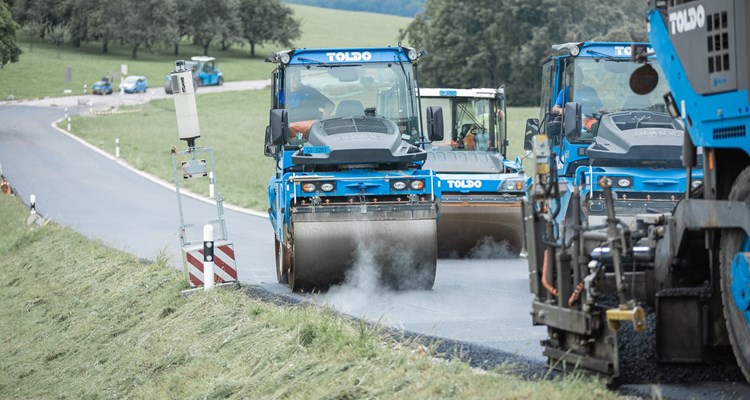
top-left (401, 0), bottom-right (648, 106)
top-left (285, 0), bottom-right (424, 18)
top-left (5, 0), bottom-right (300, 60)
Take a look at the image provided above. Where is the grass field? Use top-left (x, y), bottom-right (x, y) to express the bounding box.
top-left (68, 98), bottom-right (539, 211)
top-left (0, 5), bottom-right (410, 100)
top-left (71, 91), bottom-right (275, 210)
top-left (0, 194), bottom-right (618, 398)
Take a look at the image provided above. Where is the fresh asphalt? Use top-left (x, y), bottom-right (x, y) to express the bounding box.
top-left (2, 90), bottom-right (749, 399)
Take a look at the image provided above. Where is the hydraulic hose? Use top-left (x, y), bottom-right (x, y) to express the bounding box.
top-left (542, 247), bottom-right (559, 297)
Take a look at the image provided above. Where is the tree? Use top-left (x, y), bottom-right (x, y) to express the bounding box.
top-left (47, 22), bottom-right (69, 58)
top-left (87, 0), bottom-right (119, 54)
top-left (18, 19), bottom-right (41, 51)
top-left (58, 0), bottom-right (94, 47)
top-left (400, 0), bottom-right (648, 106)
top-left (238, 0), bottom-right (300, 57)
top-left (116, 0), bottom-right (177, 60)
top-left (184, 0), bottom-right (237, 56)
top-left (0, 0), bottom-right (22, 67)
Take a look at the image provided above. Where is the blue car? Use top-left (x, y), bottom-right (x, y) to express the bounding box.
top-left (92, 78), bottom-right (113, 95)
top-left (120, 75), bottom-right (148, 93)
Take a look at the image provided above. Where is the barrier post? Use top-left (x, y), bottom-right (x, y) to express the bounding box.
top-left (203, 224), bottom-right (215, 290)
top-left (115, 138), bottom-right (120, 158)
top-left (209, 171), bottom-right (215, 199)
top-left (30, 194), bottom-right (36, 215)
top-left (67, 117), bottom-right (71, 132)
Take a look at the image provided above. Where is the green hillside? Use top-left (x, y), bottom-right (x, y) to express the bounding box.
top-left (0, 195), bottom-right (617, 399)
top-left (0, 4), bottom-right (411, 100)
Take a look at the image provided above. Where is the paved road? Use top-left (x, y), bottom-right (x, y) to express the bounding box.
top-left (0, 103), bottom-right (547, 364)
top-left (5, 92), bottom-right (747, 399)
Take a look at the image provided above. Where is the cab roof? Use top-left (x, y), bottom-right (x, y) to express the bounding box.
top-left (418, 88), bottom-right (503, 99)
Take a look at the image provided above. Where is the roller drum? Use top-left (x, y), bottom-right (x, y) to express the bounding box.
top-left (289, 205), bottom-right (437, 291)
top-left (437, 200), bottom-right (523, 258)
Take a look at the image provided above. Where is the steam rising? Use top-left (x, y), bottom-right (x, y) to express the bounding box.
top-left (467, 237), bottom-right (517, 259)
top-left (325, 237), bottom-right (435, 315)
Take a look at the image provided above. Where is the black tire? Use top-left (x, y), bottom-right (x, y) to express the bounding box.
top-left (720, 166), bottom-right (750, 382)
top-left (194, 78), bottom-right (202, 89)
top-left (287, 243), bottom-right (298, 291)
top-left (274, 234), bottom-right (289, 284)
top-left (218, 76), bottom-right (224, 86)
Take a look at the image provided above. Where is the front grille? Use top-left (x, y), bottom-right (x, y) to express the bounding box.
top-left (713, 124), bottom-right (745, 140)
top-left (321, 118), bottom-right (390, 135)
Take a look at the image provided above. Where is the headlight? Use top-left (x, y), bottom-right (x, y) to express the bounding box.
top-left (691, 179), bottom-right (703, 189)
top-left (616, 178), bottom-right (632, 188)
top-left (392, 181), bottom-right (407, 190)
top-left (407, 49), bottom-right (418, 60)
top-left (410, 180), bottom-right (425, 190)
top-left (600, 177), bottom-right (613, 186)
top-left (505, 182), bottom-right (515, 190)
top-left (279, 52), bottom-right (291, 64)
top-left (301, 183), bottom-right (316, 192)
top-left (320, 182), bottom-right (335, 192)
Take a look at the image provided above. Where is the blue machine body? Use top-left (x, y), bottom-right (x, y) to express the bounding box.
top-left (533, 41), bottom-right (703, 227)
top-left (264, 46), bottom-right (442, 291)
top-left (642, 1), bottom-right (750, 379)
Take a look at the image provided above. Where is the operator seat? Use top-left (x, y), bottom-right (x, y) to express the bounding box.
top-left (335, 100), bottom-right (365, 117)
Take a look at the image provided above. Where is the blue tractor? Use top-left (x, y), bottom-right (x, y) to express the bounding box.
top-left (522, 41), bottom-right (706, 381)
top-left (164, 56), bottom-right (223, 94)
top-left (418, 88), bottom-right (526, 257)
top-left (264, 46), bottom-right (444, 291)
top-left (190, 56), bottom-right (223, 87)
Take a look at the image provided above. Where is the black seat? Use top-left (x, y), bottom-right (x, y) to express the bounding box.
top-left (335, 100), bottom-right (365, 117)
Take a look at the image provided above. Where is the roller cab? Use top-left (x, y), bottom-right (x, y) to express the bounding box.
top-left (420, 88), bottom-right (526, 257)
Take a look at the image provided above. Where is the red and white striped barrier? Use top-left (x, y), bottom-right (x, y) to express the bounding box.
top-left (183, 240), bottom-right (237, 287)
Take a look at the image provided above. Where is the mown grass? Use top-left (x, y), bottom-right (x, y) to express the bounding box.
top-left (0, 4), bottom-right (410, 101)
top-left (70, 90), bottom-right (275, 210)
top-left (68, 98), bottom-right (539, 211)
top-left (0, 195), bottom-right (619, 399)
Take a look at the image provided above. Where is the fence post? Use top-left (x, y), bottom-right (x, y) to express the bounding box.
top-left (203, 224), bottom-right (215, 290)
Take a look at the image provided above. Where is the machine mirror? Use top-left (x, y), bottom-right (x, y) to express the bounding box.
top-left (426, 106), bottom-right (444, 142)
top-left (523, 118), bottom-right (539, 151)
top-left (630, 64), bottom-right (659, 95)
top-left (263, 125), bottom-right (277, 157)
top-left (563, 102), bottom-right (582, 139)
top-left (270, 109), bottom-right (288, 145)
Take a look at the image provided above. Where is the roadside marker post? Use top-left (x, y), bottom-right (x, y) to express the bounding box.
top-left (67, 117), bottom-right (71, 132)
top-left (169, 59), bottom-right (239, 295)
top-left (203, 224), bottom-right (215, 290)
top-left (26, 194), bottom-right (43, 226)
top-left (115, 138), bottom-right (120, 158)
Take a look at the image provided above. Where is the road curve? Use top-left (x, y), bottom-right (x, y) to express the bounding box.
top-left (6, 96), bottom-right (746, 399)
top-left (0, 103), bottom-right (547, 364)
